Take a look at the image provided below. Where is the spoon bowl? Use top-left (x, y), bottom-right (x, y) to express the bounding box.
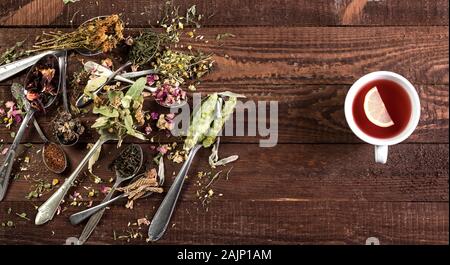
top-left (42, 142), bottom-right (68, 174)
top-left (10, 83), bottom-right (68, 174)
top-left (23, 54), bottom-right (61, 111)
top-left (69, 158), bottom-right (165, 226)
top-left (74, 144), bottom-right (144, 244)
top-left (0, 54), bottom-right (62, 201)
top-left (73, 16), bottom-right (109, 56)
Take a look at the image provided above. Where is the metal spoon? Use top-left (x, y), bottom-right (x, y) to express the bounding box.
top-left (0, 54), bottom-right (61, 201)
top-left (35, 131), bottom-right (118, 225)
top-left (33, 119), bottom-right (68, 174)
top-left (75, 61), bottom-right (133, 108)
top-left (69, 144), bottom-right (143, 225)
top-left (0, 51), bottom-right (59, 82)
top-left (148, 98), bottom-right (223, 241)
top-left (77, 144), bottom-right (144, 245)
top-left (0, 16), bottom-right (107, 83)
top-left (9, 82), bottom-right (68, 174)
top-left (82, 61), bottom-right (187, 109)
top-left (70, 156), bottom-right (165, 225)
top-left (54, 50), bottom-right (81, 147)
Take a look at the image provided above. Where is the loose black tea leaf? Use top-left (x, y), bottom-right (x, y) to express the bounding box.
top-left (111, 144), bottom-right (142, 176)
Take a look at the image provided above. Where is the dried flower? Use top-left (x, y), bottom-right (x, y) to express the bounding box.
top-left (32, 15), bottom-right (124, 53)
top-left (153, 80), bottom-right (186, 107)
top-left (147, 74), bottom-right (159, 86)
top-left (156, 113), bottom-right (174, 131)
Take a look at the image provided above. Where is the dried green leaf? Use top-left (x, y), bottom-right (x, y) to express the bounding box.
top-left (84, 76), bottom-right (107, 95)
top-left (91, 116), bottom-right (110, 128)
top-left (88, 144), bottom-right (102, 175)
top-left (93, 106), bottom-right (119, 118)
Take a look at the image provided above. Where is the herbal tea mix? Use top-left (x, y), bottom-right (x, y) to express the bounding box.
top-left (0, 2), bottom-right (240, 244)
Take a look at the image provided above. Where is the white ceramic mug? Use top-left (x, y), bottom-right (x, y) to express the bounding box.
top-left (344, 71), bottom-right (421, 164)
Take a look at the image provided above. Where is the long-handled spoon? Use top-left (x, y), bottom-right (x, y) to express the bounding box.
top-left (55, 50), bottom-right (82, 146)
top-left (34, 119), bottom-right (68, 174)
top-left (10, 81), bottom-right (68, 173)
top-left (0, 54), bottom-right (61, 201)
top-left (70, 156), bottom-right (165, 225)
top-left (75, 61), bottom-right (133, 108)
top-left (35, 131), bottom-right (118, 225)
top-left (147, 99), bottom-right (223, 241)
top-left (76, 144), bottom-right (144, 244)
top-left (0, 51), bottom-right (59, 82)
top-left (0, 16), bottom-right (107, 83)
top-left (82, 61), bottom-right (187, 109)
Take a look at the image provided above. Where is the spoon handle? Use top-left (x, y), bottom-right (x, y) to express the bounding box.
top-left (115, 74), bottom-right (156, 92)
top-left (0, 51), bottom-right (57, 82)
top-left (35, 137), bottom-right (108, 225)
top-left (148, 145), bottom-right (202, 241)
top-left (77, 182), bottom-right (122, 245)
top-left (0, 110), bottom-right (35, 201)
top-left (121, 69), bottom-right (155, 79)
top-left (70, 193), bottom-right (126, 225)
top-left (58, 51), bottom-right (69, 112)
top-left (32, 119), bottom-right (49, 143)
top-left (76, 61), bottom-right (132, 108)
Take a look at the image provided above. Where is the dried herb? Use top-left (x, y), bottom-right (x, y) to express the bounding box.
top-left (152, 49), bottom-right (213, 85)
top-left (24, 56), bottom-right (59, 111)
top-left (184, 93), bottom-right (218, 152)
top-left (216, 33), bottom-right (235, 41)
top-left (111, 144), bottom-right (141, 176)
top-left (63, 0), bottom-right (79, 4)
top-left (129, 30), bottom-right (161, 66)
top-left (15, 212), bottom-right (30, 221)
top-left (203, 97), bottom-right (238, 148)
top-left (43, 143), bottom-right (66, 172)
top-left (196, 170), bottom-right (223, 208)
top-left (31, 15), bottom-right (124, 53)
top-left (26, 179), bottom-right (53, 199)
top-left (116, 168), bottom-right (163, 209)
top-left (0, 40), bottom-right (30, 66)
top-left (91, 77), bottom-right (147, 145)
top-left (52, 111), bottom-right (85, 144)
top-left (209, 138), bottom-right (239, 169)
top-left (151, 77), bottom-right (187, 106)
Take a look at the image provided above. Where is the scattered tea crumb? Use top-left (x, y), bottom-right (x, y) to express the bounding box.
top-left (15, 212), bottom-right (30, 221)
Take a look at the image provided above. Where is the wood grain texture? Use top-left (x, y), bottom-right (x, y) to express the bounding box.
top-left (0, 0), bottom-right (448, 27)
top-left (0, 83), bottom-right (447, 144)
top-left (0, 26), bottom-right (448, 86)
top-left (0, 201), bottom-right (447, 244)
top-left (0, 0), bottom-right (448, 246)
top-left (1, 143), bottom-right (448, 202)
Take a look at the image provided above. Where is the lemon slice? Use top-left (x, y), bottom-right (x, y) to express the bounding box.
top-left (363, 86), bottom-right (394, 127)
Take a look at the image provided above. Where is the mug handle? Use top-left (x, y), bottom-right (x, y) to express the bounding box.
top-left (375, 145), bottom-right (388, 164)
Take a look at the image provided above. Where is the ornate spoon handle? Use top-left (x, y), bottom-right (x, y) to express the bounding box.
top-left (0, 50), bottom-right (57, 82)
top-left (35, 136), bottom-right (110, 225)
top-left (0, 110), bottom-right (35, 201)
top-left (147, 145), bottom-right (201, 241)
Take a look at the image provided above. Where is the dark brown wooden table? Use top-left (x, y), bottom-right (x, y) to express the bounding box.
top-left (0, 0), bottom-right (448, 245)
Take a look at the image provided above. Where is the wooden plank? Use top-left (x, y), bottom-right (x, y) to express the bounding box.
top-left (0, 201), bottom-right (447, 244)
top-left (0, 82), bottom-right (448, 144)
top-left (1, 143), bottom-right (447, 202)
top-left (0, 0), bottom-right (448, 27)
top-left (0, 26), bottom-right (448, 86)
